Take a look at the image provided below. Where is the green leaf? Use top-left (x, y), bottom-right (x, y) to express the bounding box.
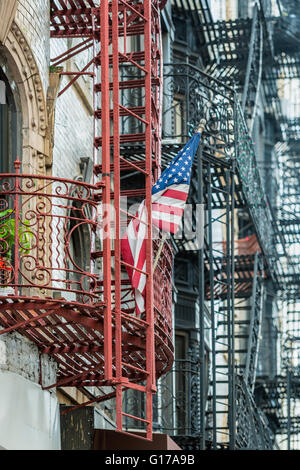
top-left (0, 211), bottom-right (34, 259)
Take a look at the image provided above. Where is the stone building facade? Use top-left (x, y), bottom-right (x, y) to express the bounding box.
top-left (0, 0), bottom-right (110, 450)
top-left (0, 0), bottom-right (289, 451)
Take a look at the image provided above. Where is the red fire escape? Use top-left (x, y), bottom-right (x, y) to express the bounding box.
top-left (0, 0), bottom-right (173, 440)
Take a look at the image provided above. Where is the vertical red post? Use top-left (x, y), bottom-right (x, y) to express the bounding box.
top-left (14, 158), bottom-right (21, 297)
top-left (112, 0), bottom-right (123, 431)
top-left (144, 0), bottom-right (155, 440)
top-left (100, 0), bottom-right (112, 381)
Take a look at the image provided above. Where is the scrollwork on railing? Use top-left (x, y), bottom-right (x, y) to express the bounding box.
top-left (235, 105), bottom-right (279, 275)
top-left (152, 353), bottom-right (201, 436)
top-left (0, 173), bottom-right (98, 304)
top-left (163, 63), bottom-right (235, 160)
top-left (235, 375), bottom-right (275, 449)
top-left (162, 63), bottom-right (281, 283)
top-left (153, 239), bottom-right (173, 343)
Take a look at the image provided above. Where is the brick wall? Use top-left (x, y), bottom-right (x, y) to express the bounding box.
top-left (1, 0), bottom-right (93, 385)
top-left (50, 37), bottom-right (94, 181)
top-left (16, 0), bottom-right (50, 94)
top-left (12, 0), bottom-right (93, 182)
top-left (51, 73), bottom-right (93, 181)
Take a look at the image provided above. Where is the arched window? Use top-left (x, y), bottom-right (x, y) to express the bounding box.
top-left (65, 179), bottom-right (92, 302)
top-left (0, 66), bottom-right (22, 172)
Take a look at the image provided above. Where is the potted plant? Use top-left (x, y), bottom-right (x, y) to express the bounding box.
top-left (0, 209), bottom-right (33, 287)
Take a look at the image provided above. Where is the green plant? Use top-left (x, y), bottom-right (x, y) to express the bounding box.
top-left (49, 65), bottom-right (64, 74)
top-left (0, 209), bottom-right (33, 259)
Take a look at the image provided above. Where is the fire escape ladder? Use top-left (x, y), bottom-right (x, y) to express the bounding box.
top-left (205, 165), bottom-right (236, 450)
top-left (241, 3), bottom-right (258, 112)
top-left (91, 1), bottom-right (162, 440)
top-left (241, 3), bottom-right (263, 129)
top-left (31, 0), bottom-right (174, 439)
top-left (244, 251), bottom-right (264, 392)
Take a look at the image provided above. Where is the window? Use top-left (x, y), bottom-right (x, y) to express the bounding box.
top-left (0, 67), bottom-right (21, 172)
top-left (66, 201), bottom-right (91, 301)
top-left (174, 332), bottom-right (189, 434)
top-left (173, 94), bottom-right (187, 141)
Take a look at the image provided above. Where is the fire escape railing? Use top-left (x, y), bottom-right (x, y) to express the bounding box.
top-left (161, 61), bottom-right (277, 449)
top-left (0, 169), bottom-right (174, 383)
top-left (162, 62), bottom-right (282, 282)
top-left (235, 375), bottom-right (275, 449)
top-left (168, 0), bottom-right (300, 450)
top-left (0, 169), bottom-right (99, 303)
top-left (235, 104), bottom-right (282, 284)
top-left (0, 0), bottom-right (175, 441)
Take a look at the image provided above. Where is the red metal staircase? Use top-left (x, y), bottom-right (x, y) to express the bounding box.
top-left (0, 0), bottom-right (173, 442)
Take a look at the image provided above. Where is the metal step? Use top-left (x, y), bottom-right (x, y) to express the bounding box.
top-left (216, 349), bottom-right (247, 354)
top-left (219, 306), bottom-right (251, 311)
top-left (218, 320), bottom-right (250, 325)
top-left (207, 395), bottom-right (230, 400)
top-left (95, 133), bottom-right (146, 147)
top-left (95, 106), bottom-right (146, 119)
top-left (216, 334), bottom-right (248, 339)
top-left (211, 380), bottom-right (229, 384)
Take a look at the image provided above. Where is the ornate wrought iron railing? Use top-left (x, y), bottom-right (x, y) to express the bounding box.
top-left (163, 63), bottom-right (235, 155)
top-left (0, 169), bottom-right (98, 304)
top-left (235, 105), bottom-right (280, 280)
top-left (162, 63), bottom-right (282, 282)
top-left (0, 168), bottom-right (173, 315)
top-left (152, 357), bottom-right (275, 449)
top-left (235, 375), bottom-right (275, 449)
top-left (151, 354), bottom-right (201, 436)
top-left (0, 168), bottom-right (174, 389)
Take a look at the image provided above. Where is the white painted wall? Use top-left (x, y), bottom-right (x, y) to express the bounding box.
top-left (0, 371), bottom-right (60, 450)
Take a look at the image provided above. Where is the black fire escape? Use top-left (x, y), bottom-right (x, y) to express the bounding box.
top-left (155, 0), bottom-right (300, 450)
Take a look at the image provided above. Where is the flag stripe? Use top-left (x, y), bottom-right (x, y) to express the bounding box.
top-left (152, 196), bottom-right (186, 208)
top-left (153, 219), bottom-right (178, 233)
top-left (121, 132), bottom-right (202, 314)
top-left (152, 212), bottom-right (182, 225)
top-left (152, 203), bottom-right (183, 216)
top-left (158, 188), bottom-right (188, 201)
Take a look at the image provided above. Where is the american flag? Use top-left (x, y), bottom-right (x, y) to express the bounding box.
top-left (121, 131), bottom-right (202, 314)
